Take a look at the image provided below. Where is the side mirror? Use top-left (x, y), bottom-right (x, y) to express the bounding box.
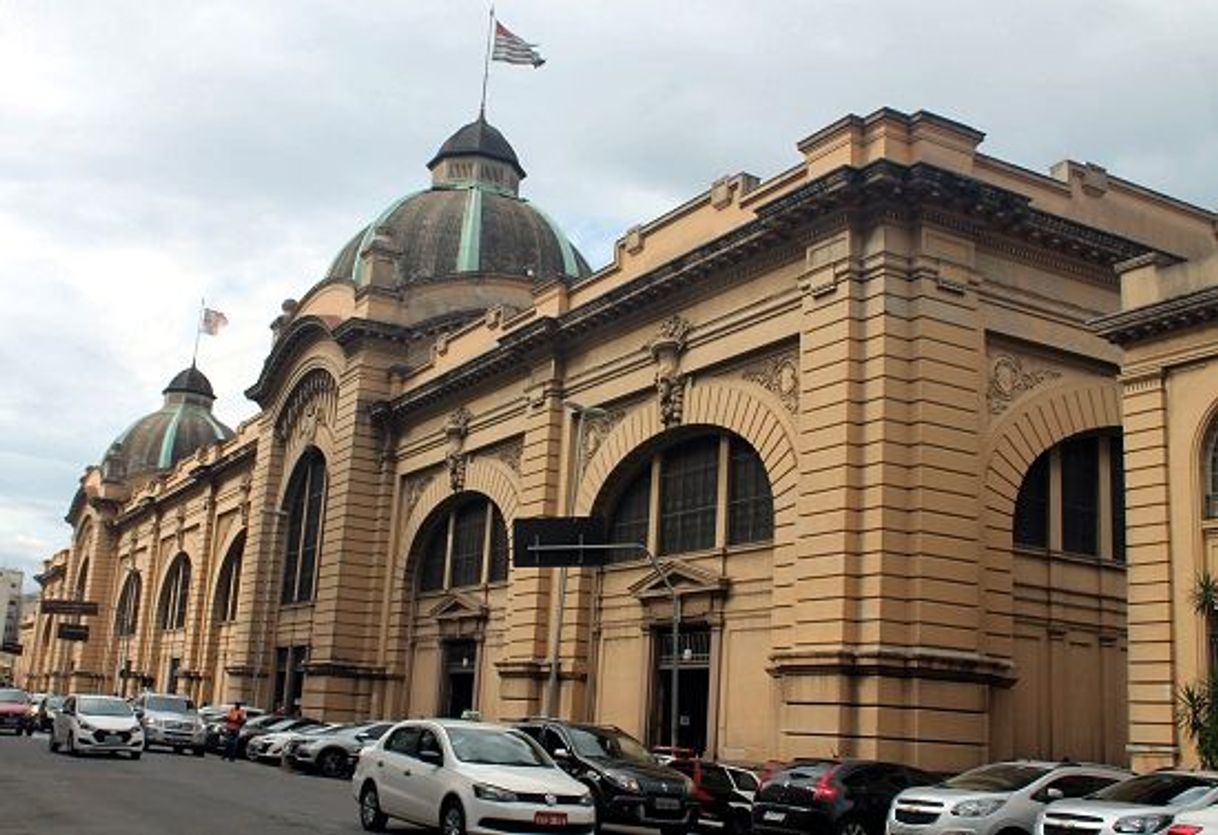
top-left (419, 748), bottom-right (443, 766)
top-left (354, 732), bottom-right (370, 742)
top-left (134, 708), bottom-right (145, 719)
top-left (552, 747), bottom-right (571, 760)
top-left (1035, 787), bottom-right (1065, 803)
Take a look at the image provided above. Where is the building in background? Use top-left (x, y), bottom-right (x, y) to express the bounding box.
top-left (20, 109), bottom-right (1218, 770)
top-left (0, 568), bottom-right (24, 683)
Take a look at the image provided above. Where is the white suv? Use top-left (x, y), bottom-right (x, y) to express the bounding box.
top-left (1038, 771), bottom-right (1218, 835)
top-left (889, 761), bottom-right (1130, 835)
top-left (352, 719), bottom-right (596, 835)
top-left (50, 695), bottom-right (144, 759)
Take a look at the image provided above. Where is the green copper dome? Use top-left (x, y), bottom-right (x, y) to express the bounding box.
top-left (324, 116), bottom-right (591, 289)
top-left (100, 366), bottom-right (234, 481)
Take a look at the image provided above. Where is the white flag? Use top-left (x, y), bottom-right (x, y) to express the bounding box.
top-left (492, 21), bottom-right (545, 68)
top-left (200, 308), bottom-right (229, 336)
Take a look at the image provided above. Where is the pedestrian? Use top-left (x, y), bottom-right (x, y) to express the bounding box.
top-left (222, 701), bottom-right (246, 762)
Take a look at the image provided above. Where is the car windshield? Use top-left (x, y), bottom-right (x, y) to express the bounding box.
top-left (1092, 774), bottom-right (1218, 806)
top-left (0, 689), bottom-right (29, 704)
top-left (46, 696), bottom-right (65, 709)
top-left (943, 764), bottom-right (1050, 792)
top-left (567, 726), bottom-right (655, 765)
top-left (732, 770), bottom-right (760, 791)
top-left (448, 727), bottom-right (550, 767)
top-left (78, 697), bottom-right (133, 717)
top-left (145, 696), bottom-right (194, 714)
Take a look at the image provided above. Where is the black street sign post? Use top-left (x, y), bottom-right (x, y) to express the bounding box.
top-left (512, 516), bottom-right (608, 568)
top-left (41, 599), bottom-right (100, 617)
top-left (57, 624), bottom-right (90, 642)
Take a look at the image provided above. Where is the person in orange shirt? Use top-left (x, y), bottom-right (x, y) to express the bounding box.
top-left (222, 702), bottom-right (246, 761)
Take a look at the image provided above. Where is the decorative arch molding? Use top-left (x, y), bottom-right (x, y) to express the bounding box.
top-left (399, 456), bottom-right (521, 580)
top-left (983, 378), bottom-right (1122, 544)
top-left (574, 380), bottom-right (799, 518)
top-left (1191, 394), bottom-right (1218, 513)
top-left (274, 367), bottom-right (340, 456)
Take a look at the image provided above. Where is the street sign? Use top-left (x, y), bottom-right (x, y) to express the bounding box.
top-left (513, 516), bottom-right (608, 568)
top-left (41, 599), bottom-right (99, 617)
top-left (57, 624), bottom-right (90, 642)
top-left (0, 641), bottom-right (21, 656)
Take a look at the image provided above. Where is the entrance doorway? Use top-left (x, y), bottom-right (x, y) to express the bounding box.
top-left (653, 626), bottom-right (710, 755)
top-left (442, 640), bottom-right (478, 718)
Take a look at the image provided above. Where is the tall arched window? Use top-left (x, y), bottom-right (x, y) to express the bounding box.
top-left (1012, 429), bottom-right (1126, 561)
top-left (1206, 419), bottom-right (1218, 519)
top-left (74, 558), bottom-right (90, 601)
top-left (214, 533), bottom-right (244, 624)
top-left (417, 495), bottom-right (509, 593)
top-left (603, 431), bottom-right (773, 561)
top-left (158, 555), bottom-right (191, 631)
top-left (281, 449), bottom-right (327, 605)
top-left (115, 572), bottom-right (141, 637)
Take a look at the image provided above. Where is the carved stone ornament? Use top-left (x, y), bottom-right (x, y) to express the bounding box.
top-left (584, 409), bottom-right (627, 460)
top-left (987, 353), bottom-right (1062, 416)
top-left (741, 349), bottom-right (799, 413)
top-left (487, 437), bottom-right (523, 475)
top-left (649, 316), bottom-right (693, 428)
top-left (275, 369), bottom-right (338, 445)
top-left (403, 472), bottom-right (436, 519)
top-left (445, 407), bottom-right (472, 491)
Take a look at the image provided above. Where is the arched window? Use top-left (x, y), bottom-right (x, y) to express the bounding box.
top-left (1207, 420), bottom-right (1218, 519)
top-left (115, 572), bottom-right (141, 637)
top-left (604, 432), bottom-right (773, 561)
top-left (158, 555), bottom-right (191, 631)
top-left (214, 533), bottom-right (244, 624)
top-left (1012, 429), bottom-right (1126, 561)
top-left (74, 558), bottom-right (90, 601)
top-left (417, 495), bottom-right (509, 593)
top-left (281, 449), bottom-right (327, 605)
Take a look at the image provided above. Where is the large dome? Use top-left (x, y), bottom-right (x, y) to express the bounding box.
top-left (324, 115), bottom-right (591, 289)
top-left (100, 366), bottom-right (234, 482)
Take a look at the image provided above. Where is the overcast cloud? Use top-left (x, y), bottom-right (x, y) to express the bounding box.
top-left (2, 0), bottom-right (1216, 591)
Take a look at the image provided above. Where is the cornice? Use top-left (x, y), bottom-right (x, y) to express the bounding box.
top-left (245, 316), bottom-right (336, 405)
top-left (1092, 284), bottom-right (1218, 346)
top-left (374, 159), bottom-right (1165, 426)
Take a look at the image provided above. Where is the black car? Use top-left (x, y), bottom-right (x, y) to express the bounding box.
top-left (668, 759), bottom-right (760, 835)
top-left (752, 759), bottom-right (936, 835)
top-left (515, 719), bottom-right (700, 835)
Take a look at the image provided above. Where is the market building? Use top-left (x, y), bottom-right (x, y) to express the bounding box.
top-left (20, 108), bottom-right (1218, 771)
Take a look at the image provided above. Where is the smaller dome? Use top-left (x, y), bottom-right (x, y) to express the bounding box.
top-left (100, 366), bottom-right (234, 481)
top-left (428, 116), bottom-right (525, 179)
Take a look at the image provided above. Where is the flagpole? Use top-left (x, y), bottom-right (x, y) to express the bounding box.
top-left (191, 297), bottom-right (204, 368)
top-left (479, 3), bottom-right (495, 118)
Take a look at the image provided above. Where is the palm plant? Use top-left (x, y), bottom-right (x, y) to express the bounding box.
top-left (1179, 572), bottom-right (1218, 768)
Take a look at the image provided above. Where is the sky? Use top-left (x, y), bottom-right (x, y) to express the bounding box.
top-left (1, 0), bottom-right (1215, 591)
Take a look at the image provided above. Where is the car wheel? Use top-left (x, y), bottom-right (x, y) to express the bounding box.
top-left (193, 747), bottom-right (205, 758)
top-left (49, 732), bottom-right (60, 753)
top-left (318, 749), bottom-right (347, 779)
top-left (131, 752), bottom-right (141, 761)
top-left (67, 732), bottom-right (78, 757)
top-left (836, 818), bottom-right (870, 835)
top-left (661, 827), bottom-right (688, 835)
top-left (359, 783), bottom-right (388, 832)
top-left (441, 799), bottom-right (467, 835)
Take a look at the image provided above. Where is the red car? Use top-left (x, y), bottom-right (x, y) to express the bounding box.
top-left (0, 688), bottom-right (32, 735)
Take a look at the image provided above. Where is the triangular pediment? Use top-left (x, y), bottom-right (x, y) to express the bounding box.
top-left (428, 591), bottom-right (488, 622)
top-left (628, 559), bottom-right (729, 600)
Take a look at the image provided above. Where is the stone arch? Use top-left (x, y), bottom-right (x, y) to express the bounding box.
top-left (1192, 395), bottom-right (1218, 518)
top-left (575, 380), bottom-right (798, 526)
top-left (984, 378), bottom-right (1123, 540)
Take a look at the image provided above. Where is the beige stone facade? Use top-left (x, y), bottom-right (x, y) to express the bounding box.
top-left (20, 109), bottom-right (1218, 772)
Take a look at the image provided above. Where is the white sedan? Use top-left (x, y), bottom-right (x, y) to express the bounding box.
top-left (353, 719), bottom-right (596, 835)
top-left (50, 694), bottom-right (144, 759)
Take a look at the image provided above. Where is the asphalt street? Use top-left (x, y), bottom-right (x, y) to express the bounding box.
top-left (0, 731), bottom-right (375, 834)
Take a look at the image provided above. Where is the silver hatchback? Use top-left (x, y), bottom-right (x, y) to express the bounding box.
top-left (1038, 771), bottom-right (1218, 835)
top-left (889, 761), bottom-right (1130, 835)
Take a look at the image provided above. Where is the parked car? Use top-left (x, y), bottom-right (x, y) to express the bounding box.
top-left (1166, 805), bottom-right (1218, 835)
top-left (515, 718), bottom-right (699, 835)
top-left (287, 720), bottom-right (395, 778)
top-left (669, 758), bottom-right (760, 834)
top-left (235, 715), bottom-right (321, 759)
top-left (247, 722), bottom-right (335, 763)
top-left (352, 719), bottom-right (596, 834)
top-left (753, 759), bottom-right (937, 835)
top-left (132, 692), bottom-right (207, 756)
top-left (34, 694), bottom-right (65, 733)
top-left (888, 760), bottom-right (1130, 835)
top-left (1038, 771), bottom-right (1218, 835)
top-left (0, 688), bottom-right (32, 735)
top-left (199, 704), bottom-right (266, 752)
top-left (50, 694), bottom-right (144, 758)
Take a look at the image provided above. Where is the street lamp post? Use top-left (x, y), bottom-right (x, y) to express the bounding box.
top-left (545, 402), bottom-right (607, 718)
top-left (253, 509), bottom-right (288, 711)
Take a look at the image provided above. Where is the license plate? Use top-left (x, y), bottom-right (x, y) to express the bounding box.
top-left (534, 812), bottom-right (568, 827)
top-left (655, 798), bottom-right (681, 811)
top-left (764, 812), bottom-right (786, 822)
top-left (104, 734), bottom-right (122, 744)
